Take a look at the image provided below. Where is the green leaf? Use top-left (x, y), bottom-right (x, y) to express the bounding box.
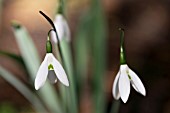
top-left (0, 51), bottom-right (25, 67)
top-left (54, 38), bottom-right (78, 113)
top-left (11, 21), bottom-right (63, 113)
top-left (74, 15), bottom-right (89, 94)
top-left (60, 39), bottom-right (78, 113)
top-left (89, 1), bottom-right (107, 113)
top-left (11, 21), bottom-right (40, 79)
top-left (0, 66), bottom-right (48, 113)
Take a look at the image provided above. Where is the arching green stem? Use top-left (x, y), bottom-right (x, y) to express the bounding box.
top-left (119, 28), bottom-right (126, 64)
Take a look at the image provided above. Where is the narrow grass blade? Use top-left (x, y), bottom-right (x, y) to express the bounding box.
top-left (89, 1), bottom-right (107, 113)
top-left (0, 51), bottom-right (25, 66)
top-left (11, 21), bottom-right (40, 79)
top-left (11, 21), bottom-right (63, 113)
top-left (74, 15), bottom-right (89, 94)
top-left (59, 38), bottom-right (78, 113)
top-left (0, 66), bottom-right (48, 113)
top-left (52, 45), bottom-right (67, 112)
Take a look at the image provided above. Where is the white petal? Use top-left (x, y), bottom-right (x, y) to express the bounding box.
top-left (53, 14), bottom-right (65, 43)
top-left (50, 30), bottom-right (57, 43)
top-left (47, 70), bottom-right (57, 84)
top-left (119, 64), bottom-right (130, 103)
top-left (112, 71), bottom-right (121, 100)
top-left (51, 54), bottom-right (69, 86)
top-left (34, 55), bottom-right (48, 90)
top-left (128, 68), bottom-right (146, 96)
top-left (63, 18), bottom-right (71, 42)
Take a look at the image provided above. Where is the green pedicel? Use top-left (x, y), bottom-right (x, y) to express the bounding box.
top-left (46, 40), bottom-right (52, 53)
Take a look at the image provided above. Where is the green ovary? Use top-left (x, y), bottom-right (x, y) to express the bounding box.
top-left (48, 64), bottom-right (54, 70)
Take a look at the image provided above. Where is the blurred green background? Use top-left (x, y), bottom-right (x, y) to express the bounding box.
top-left (0, 0), bottom-right (170, 113)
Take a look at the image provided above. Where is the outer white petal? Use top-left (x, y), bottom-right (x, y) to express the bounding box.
top-left (128, 68), bottom-right (146, 96)
top-left (47, 70), bottom-right (57, 84)
top-left (119, 64), bottom-right (130, 103)
top-left (112, 71), bottom-right (121, 100)
top-left (51, 14), bottom-right (65, 43)
top-left (51, 54), bottom-right (69, 86)
top-left (51, 14), bottom-right (71, 43)
top-left (63, 18), bottom-right (71, 42)
top-left (50, 30), bottom-right (57, 43)
top-left (34, 55), bottom-right (48, 90)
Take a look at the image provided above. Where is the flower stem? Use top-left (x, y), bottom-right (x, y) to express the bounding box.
top-left (119, 28), bottom-right (126, 64)
top-left (110, 100), bottom-right (120, 113)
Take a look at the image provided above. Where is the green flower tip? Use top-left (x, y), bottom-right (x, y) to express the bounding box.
top-left (57, 0), bottom-right (64, 14)
top-left (58, 7), bottom-right (63, 14)
top-left (46, 40), bottom-right (53, 53)
top-left (11, 20), bottom-right (21, 29)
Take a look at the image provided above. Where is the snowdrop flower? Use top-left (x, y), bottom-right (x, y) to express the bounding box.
top-left (112, 64), bottom-right (146, 103)
top-left (34, 40), bottom-right (69, 90)
top-left (112, 28), bottom-right (146, 103)
top-left (50, 14), bottom-right (70, 43)
top-left (50, 0), bottom-right (70, 43)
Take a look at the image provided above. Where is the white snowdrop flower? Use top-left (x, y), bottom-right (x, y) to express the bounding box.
top-left (34, 53), bottom-right (69, 90)
top-left (50, 14), bottom-right (70, 43)
top-left (34, 40), bottom-right (69, 90)
top-left (112, 28), bottom-right (146, 103)
top-left (112, 64), bottom-right (146, 103)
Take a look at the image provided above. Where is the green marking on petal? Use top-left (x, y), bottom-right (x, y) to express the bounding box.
top-left (128, 74), bottom-right (131, 80)
top-left (48, 64), bottom-right (54, 70)
top-left (126, 70), bottom-right (132, 80)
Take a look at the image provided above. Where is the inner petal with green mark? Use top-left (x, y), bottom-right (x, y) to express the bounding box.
top-left (126, 70), bottom-right (132, 80)
top-left (48, 64), bottom-right (54, 70)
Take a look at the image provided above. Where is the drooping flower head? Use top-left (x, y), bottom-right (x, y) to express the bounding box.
top-left (34, 11), bottom-right (69, 90)
top-left (50, 14), bottom-right (70, 43)
top-left (112, 28), bottom-right (146, 103)
top-left (50, 0), bottom-right (70, 43)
